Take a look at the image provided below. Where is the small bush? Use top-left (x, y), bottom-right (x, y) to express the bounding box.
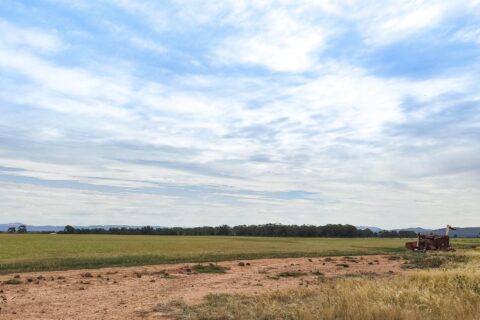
top-left (336, 263), bottom-right (349, 268)
top-left (344, 273), bottom-right (361, 278)
top-left (277, 271), bottom-right (307, 278)
top-left (192, 263), bottom-right (228, 274)
top-left (153, 299), bottom-right (187, 313)
top-left (387, 255), bottom-right (401, 260)
top-left (4, 278), bottom-right (22, 285)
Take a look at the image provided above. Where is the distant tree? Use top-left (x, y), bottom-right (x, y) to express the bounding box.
top-left (64, 225), bottom-right (75, 234)
top-left (378, 230), bottom-right (399, 238)
top-left (398, 231), bottom-right (416, 238)
top-left (361, 228), bottom-right (374, 238)
top-left (42, 223), bottom-right (384, 238)
top-left (17, 224), bottom-right (27, 233)
top-left (7, 227), bottom-right (16, 233)
top-left (215, 225), bottom-right (232, 236)
top-left (140, 226), bottom-right (154, 235)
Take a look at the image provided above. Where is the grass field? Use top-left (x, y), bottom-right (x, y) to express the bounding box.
top-left (176, 254), bottom-right (480, 320)
top-left (0, 234), bottom-right (478, 274)
top-left (1, 236), bottom-right (479, 319)
top-left (154, 243), bottom-right (480, 320)
top-left (0, 234), bottom-right (408, 274)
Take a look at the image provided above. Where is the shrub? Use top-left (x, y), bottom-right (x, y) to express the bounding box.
top-left (192, 263), bottom-right (228, 274)
top-left (4, 278), bottom-right (22, 285)
top-left (277, 271), bottom-right (307, 278)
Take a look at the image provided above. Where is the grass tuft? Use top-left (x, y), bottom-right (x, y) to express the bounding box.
top-left (3, 278), bottom-right (22, 285)
top-left (192, 263), bottom-right (228, 274)
top-left (336, 263), bottom-right (349, 268)
top-left (387, 255), bottom-right (401, 260)
top-left (276, 271), bottom-right (307, 278)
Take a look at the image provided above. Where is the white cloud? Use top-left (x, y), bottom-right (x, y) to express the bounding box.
top-left (0, 20), bottom-right (62, 53)
top-left (215, 9), bottom-right (326, 72)
top-left (357, 2), bottom-right (448, 46)
top-left (0, 50), bottom-right (115, 99)
top-left (453, 25), bottom-right (480, 44)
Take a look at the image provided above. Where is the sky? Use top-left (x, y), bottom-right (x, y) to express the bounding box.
top-left (0, 1), bottom-right (479, 228)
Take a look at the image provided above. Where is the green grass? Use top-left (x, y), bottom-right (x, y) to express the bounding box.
top-left (0, 234), bottom-right (476, 274)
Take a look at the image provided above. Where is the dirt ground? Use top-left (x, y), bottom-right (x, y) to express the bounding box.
top-left (0, 255), bottom-right (405, 319)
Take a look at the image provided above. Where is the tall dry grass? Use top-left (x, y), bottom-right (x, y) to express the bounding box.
top-left (162, 249), bottom-right (480, 320)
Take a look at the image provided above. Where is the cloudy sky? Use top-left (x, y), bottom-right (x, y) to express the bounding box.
top-left (0, 1), bottom-right (479, 228)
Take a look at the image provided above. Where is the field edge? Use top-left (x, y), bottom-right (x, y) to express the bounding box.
top-left (0, 247), bottom-right (405, 275)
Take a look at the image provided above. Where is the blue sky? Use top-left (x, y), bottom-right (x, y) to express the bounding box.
top-left (0, 1), bottom-right (479, 228)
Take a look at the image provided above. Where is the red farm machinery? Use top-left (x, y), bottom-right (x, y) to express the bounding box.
top-left (405, 225), bottom-right (456, 251)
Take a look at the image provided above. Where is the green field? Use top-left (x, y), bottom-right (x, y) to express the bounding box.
top-left (0, 234), bottom-right (477, 274)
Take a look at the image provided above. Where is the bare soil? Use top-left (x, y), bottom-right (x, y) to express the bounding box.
top-left (0, 255), bottom-right (405, 319)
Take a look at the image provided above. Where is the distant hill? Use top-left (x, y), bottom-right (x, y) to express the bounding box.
top-left (430, 227), bottom-right (480, 238)
top-left (356, 226), bottom-right (383, 233)
top-left (358, 226), bottom-right (479, 238)
top-left (393, 227), bottom-right (432, 234)
top-left (0, 223), bottom-right (165, 232)
top-left (392, 227), bottom-right (479, 238)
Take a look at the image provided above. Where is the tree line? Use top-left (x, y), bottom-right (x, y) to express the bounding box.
top-left (58, 224), bottom-right (417, 238)
top-left (5, 224), bottom-right (27, 234)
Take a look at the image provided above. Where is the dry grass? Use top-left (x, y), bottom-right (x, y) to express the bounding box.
top-left (402, 252), bottom-right (469, 269)
top-left (158, 248), bottom-right (480, 320)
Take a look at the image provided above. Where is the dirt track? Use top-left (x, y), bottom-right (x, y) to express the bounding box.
top-left (0, 255), bottom-right (404, 319)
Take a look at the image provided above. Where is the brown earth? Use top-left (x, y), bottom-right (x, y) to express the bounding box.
top-left (0, 255), bottom-right (405, 319)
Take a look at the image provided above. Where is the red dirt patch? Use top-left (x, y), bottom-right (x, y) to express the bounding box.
top-left (0, 255), bottom-right (404, 319)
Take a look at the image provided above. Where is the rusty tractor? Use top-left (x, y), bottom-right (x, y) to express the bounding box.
top-left (405, 225), bottom-right (456, 251)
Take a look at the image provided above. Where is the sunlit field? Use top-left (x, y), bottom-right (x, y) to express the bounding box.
top-left (152, 244), bottom-right (480, 320)
top-left (0, 234), bottom-right (417, 273)
top-left (1, 235), bottom-right (479, 319)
